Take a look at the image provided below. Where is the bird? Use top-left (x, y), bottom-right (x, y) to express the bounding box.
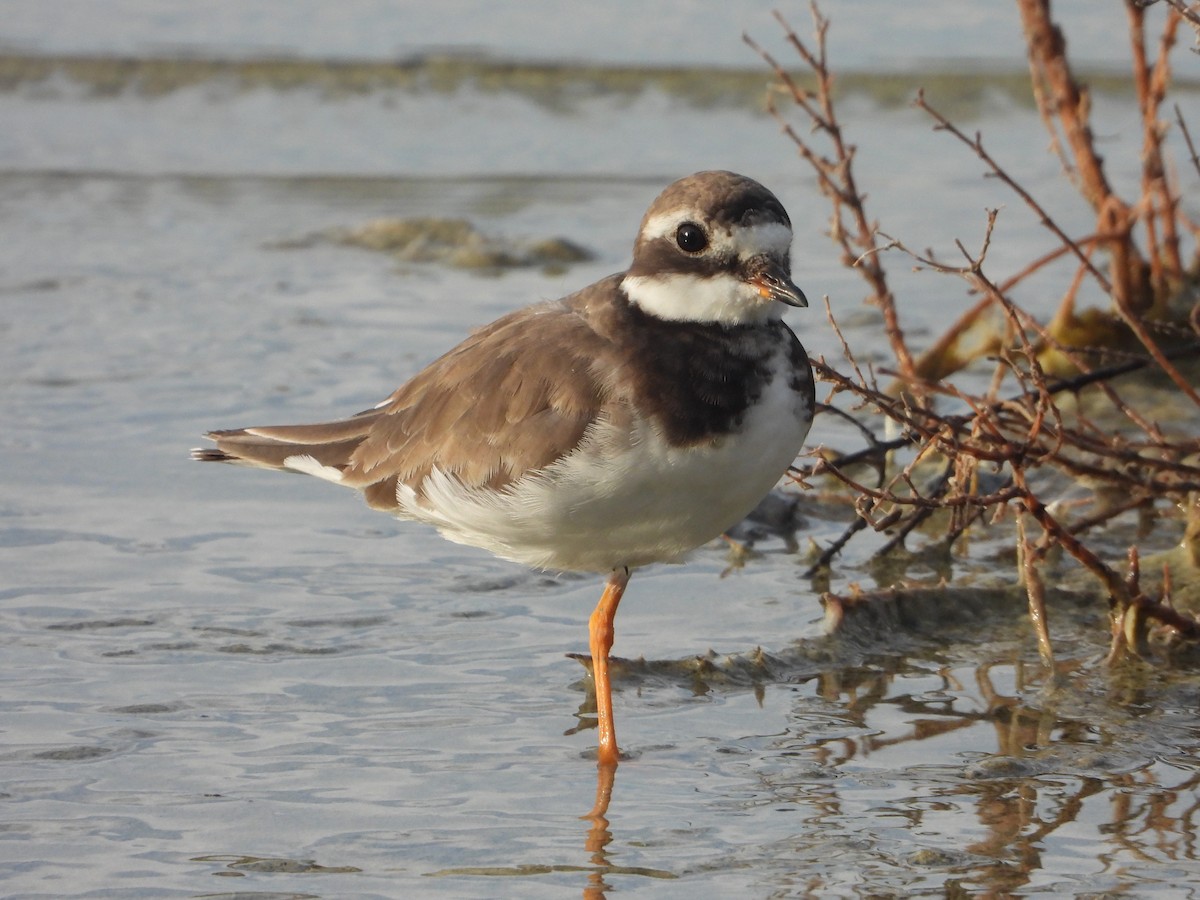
top-left (192, 170), bottom-right (815, 768)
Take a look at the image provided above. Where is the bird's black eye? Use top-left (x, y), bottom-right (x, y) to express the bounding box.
top-left (675, 222), bottom-right (708, 253)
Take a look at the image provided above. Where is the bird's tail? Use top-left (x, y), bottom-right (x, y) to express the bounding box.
top-left (190, 412), bottom-right (381, 479)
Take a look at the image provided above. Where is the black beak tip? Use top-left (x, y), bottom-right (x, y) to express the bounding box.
top-left (753, 271), bottom-right (808, 308)
top-left (781, 285), bottom-right (809, 308)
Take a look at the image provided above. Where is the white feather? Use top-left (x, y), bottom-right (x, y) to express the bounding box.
top-left (283, 454), bottom-right (346, 484)
top-left (622, 271), bottom-right (784, 325)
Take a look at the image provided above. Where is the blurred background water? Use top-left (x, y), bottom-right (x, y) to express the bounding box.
top-left (3, 1), bottom-right (1200, 897)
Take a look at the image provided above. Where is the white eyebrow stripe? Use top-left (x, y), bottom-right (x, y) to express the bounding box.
top-left (639, 208), bottom-right (707, 243)
top-left (638, 212), bottom-right (793, 258)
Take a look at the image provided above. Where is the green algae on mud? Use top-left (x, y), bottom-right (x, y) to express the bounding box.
top-left (280, 215), bottom-right (593, 273)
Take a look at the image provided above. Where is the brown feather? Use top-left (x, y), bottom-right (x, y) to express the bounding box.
top-left (199, 413), bottom-right (382, 472)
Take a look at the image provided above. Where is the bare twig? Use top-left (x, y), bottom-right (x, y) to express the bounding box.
top-left (914, 91), bottom-right (1200, 408)
top-left (1177, 103), bottom-right (1200, 180)
top-left (745, 6), bottom-right (917, 383)
top-left (1017, 512), bottom-right (1056, 664)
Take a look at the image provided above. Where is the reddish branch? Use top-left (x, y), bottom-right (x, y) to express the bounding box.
top-left (1128, 2), bottom-right (1186, 295)
top-left (1017, 0), bottom-right (1156, 311)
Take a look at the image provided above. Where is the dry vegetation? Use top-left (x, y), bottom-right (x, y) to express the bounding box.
top-left (747, 0), bottom-right (1200, 663)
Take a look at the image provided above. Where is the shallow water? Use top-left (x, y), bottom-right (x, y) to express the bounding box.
top-left (4, 3), bottom-right (1200, 897)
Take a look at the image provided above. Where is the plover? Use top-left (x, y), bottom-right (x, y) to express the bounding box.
top-left (193, 170), bottom-right (815, 767)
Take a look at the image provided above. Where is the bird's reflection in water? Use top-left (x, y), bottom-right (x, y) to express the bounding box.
top-left (581, 762), bottom-right (616, 899)
top-left (421, 754), bottom-right (669, 894)
top-left (570, 681), bottom-right (681, 899)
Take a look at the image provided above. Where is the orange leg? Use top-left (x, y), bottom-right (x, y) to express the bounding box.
top-left (588, 567), bottom-right (629, 768)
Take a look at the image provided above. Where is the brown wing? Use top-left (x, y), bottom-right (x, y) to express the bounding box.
top-left (195, 277), bottom-right (625, 511)
top-left (341, 292), bottom-right (620, 506)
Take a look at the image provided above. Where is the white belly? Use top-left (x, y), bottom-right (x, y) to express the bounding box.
top-left (399, 347), bottom-right (812, 573)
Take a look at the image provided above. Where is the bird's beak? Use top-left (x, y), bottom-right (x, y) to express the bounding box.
top-left (747, 259), bottom-right (808, 308)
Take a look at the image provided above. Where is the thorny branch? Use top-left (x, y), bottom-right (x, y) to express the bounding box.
top-left (1159, 0), bottom-right (1200, 43)
top-left (914, 91), bottom-right (1200, 408)
top-left (744, 5), bottom-right (917, 384)
top-left (751, 2), bottom-right (1200, 663)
